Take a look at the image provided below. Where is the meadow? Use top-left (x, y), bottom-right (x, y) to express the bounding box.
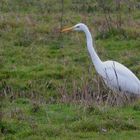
top-left (0, 0), bottom-right (140, 139)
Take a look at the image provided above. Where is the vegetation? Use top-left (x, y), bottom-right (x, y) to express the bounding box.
top-left (0, 0), bottom-right (140, 139)
top-left (1, 100), bottom-right (140, 140)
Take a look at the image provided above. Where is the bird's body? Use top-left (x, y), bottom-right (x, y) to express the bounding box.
top-left (61, 23), bottom-right (140, 95)
top-left (101, 61), bottom-right (140, 94)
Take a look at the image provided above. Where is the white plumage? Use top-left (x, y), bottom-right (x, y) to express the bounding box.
top-left (61, 23), bottom-right (140, 95)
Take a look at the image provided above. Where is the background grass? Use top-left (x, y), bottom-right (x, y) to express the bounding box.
top-left (0, 0), bottom-right (140, 139)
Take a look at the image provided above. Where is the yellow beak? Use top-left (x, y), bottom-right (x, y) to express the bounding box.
top-left (61, 26), bottom-right (73, 32)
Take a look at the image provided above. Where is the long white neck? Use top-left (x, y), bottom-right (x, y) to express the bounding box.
top-left (83, 27), bottom-right (103, 73)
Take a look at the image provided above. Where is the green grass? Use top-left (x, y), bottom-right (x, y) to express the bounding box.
top-left (1, 98), bottom-right (140, 140)
top-left (0, 0), bottom-right (140, 139)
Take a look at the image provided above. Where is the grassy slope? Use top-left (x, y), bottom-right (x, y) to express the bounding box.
top-left (0, 0), bottom-right (140, 139)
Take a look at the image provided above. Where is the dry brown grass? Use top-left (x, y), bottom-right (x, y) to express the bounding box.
top-left (57, 73), bottom-right (139, 107)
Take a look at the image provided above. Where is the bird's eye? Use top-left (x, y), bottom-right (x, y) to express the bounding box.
top-left (77, 26), bottom-right (80, 28)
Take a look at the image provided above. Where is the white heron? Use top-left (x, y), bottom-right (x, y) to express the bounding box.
top-left (61, 23), bottom-right (140, 95)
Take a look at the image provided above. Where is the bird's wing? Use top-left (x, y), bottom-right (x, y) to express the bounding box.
top-left (102, 60), bottom-right (140, 94)
top-left (103, 60), bottom-right (140, 83)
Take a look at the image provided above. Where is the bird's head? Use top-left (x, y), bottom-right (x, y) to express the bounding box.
top-left (61, 23), bottom-right (88, 33)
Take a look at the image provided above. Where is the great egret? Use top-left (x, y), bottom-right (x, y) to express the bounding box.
top-left (61, 23), bottom-right (140, 95)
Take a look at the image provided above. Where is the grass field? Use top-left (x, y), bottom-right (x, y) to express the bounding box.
top-left (0, 0), bottom-right (140, 139)
top-left (1, 99), bottom-right (140, 140)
